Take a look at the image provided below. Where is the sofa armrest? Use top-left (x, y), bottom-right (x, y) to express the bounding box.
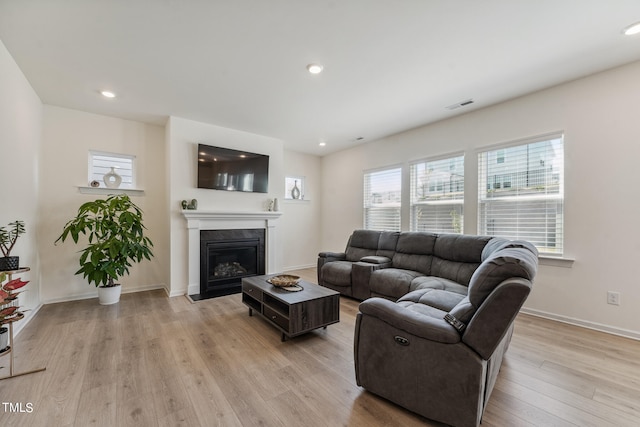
top-left (317, 252), bottom-right (348, 284)
top-left (318, 251), bottom-right (347, 260)
top-left (360, 255), bottom-right (391, 264)
top-left (358, 298), bottom-right (460, 344)
top-left (352, 260), bottom-right (391, 300)
top-left (462, 277), bottom-right (532, 359)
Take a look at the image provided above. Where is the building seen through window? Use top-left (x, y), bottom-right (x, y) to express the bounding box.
top-left (410, 155), bottom-right (464, 233)
top-left (478, 135), bottom-right (564, 255)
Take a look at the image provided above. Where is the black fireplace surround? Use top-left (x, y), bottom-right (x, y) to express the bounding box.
top-left (199, 229), bottom-right (265, 298)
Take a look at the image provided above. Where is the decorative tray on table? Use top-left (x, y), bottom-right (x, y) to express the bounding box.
top-left (267, 275), bottom-right (303, 292)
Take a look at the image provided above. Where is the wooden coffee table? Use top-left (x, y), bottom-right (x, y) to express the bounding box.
top-left (241, 275), bottom-right (340, 341)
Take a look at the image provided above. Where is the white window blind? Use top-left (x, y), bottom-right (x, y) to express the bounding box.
top-left (410, 154), bottom-right (464, 233)
top-left (478, 135), bottom-right (564, 255)
top-left (88, 151), bottom-right (135, 189)
top-left (363, 167), bottom-right (402, 231)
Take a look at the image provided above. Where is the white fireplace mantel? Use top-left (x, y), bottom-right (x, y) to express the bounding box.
top-left (182, 210), bottom-right (283, 295)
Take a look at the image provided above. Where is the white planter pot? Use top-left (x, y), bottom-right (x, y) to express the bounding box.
top-left (98, 284), bottom-right (121, 305)
top-left (0, 327), bottom-right (8, 350)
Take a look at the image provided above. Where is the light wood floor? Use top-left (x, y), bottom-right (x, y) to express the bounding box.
top-left (1, 268), bottom-right (639, 426)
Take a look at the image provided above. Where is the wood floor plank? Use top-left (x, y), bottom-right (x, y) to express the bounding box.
top-left (499, 364), bottom-right (640, 426)
top-left (116, 392), bottom-right (158, 427)
top-left (1, 269), bottom-right (639, 426)
top-left (74, 382), bottom-right (117, 427)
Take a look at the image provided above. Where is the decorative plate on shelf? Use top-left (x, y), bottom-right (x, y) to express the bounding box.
top-left (267, 274), bottom-right (300, 287)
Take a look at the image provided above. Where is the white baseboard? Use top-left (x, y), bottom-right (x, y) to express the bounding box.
top-left (12, 303), bottom-right (44, 337)
top-left (42, 284), bottom-right (167, 304)
top-left (169, 288), bottom-right (187, 298)
top-left (187, 283), bottom-right (199, 296)
top-left (520, 307), bottom-right (640, 341)
top-left (283, 263), bottom-right (316, 272)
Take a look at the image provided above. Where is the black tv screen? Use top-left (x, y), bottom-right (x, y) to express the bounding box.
top-left (197, 144), bottom-right (269, 193)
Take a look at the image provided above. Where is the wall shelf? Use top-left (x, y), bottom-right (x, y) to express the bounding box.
top-left (283, 199), bottom-right (311, 203)
top-left (77, 186), bottom-right (145, 196)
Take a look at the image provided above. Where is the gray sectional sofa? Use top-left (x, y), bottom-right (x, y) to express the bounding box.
top-left (317, 229), bottom-right (538, 427)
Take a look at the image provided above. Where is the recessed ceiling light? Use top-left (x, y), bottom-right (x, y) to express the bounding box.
top-left (623, 21), bottom-right (640, 35)
top-left (100, 90), bottom-right (116, 98)
top-left (319, 141), bottom-right (326, 147)
top-left (307, 63), bottom-right (324, 74)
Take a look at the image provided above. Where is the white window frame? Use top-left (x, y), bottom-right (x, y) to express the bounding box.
top-left (478, 133), bottom-right (564, 256)
top-left (363, 165), bottom-right (402, 231)
top-left (88, 150), bottom-right (136, 189)
top-left (410, 153), bottom-right (464, 234)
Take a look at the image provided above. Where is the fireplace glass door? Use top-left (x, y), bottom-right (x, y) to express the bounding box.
top-left (200, 229), bottom-right (265, 297)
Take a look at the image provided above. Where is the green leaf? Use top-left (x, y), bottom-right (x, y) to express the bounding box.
top-left (54, 194), bottom-right (154, 287)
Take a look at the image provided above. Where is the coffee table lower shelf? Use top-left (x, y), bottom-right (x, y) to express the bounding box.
top-left (242, 275), bottom-right (340, 341)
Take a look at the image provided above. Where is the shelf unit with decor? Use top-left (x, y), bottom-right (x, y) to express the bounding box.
top-left (0, 267), bottom-right (46, 380)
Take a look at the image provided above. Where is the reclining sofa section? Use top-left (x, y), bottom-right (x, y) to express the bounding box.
top-left (317, 230), bottom-right (538, 427)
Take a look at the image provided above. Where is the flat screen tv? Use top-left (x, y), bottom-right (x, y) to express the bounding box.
top-left (197, 144), bottom-right (269, 193)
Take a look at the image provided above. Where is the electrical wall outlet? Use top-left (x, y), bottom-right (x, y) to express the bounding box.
top-left (607, 291), bottom-right (620, 306)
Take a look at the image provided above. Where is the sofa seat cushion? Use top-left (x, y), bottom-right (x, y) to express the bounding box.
top-left (398, 288), bottom-right (467, 313)
top-left (370, 268), bottom-right (424, 300)
top-left (410, 276), bottom-right (468, 295)
top-left (321, 261), bottom-right (354, 287)
top-left (396, 298), bottom-right (448, 320)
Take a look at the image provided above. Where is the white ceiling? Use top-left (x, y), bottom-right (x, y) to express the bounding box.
top-left (2, 1), bottom-right (640, 156)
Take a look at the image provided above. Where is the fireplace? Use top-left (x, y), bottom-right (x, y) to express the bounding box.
top-left (181, 210), bottom-right (281, 298)
top-left (200, 229), bottom-right (265, 297)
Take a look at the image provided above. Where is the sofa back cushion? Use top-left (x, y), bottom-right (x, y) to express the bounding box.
top-left (377, 231), bottom-right (400, 259)
top-left (481, 238), bottom-right (537, 261)
top-left (431, 234), bottom-right (492, 286)
top-left (345, 230), bottom-right (383, 262)
top-left (448, 243), bottom-right (538, 325)
top-left (391, 232), bottom-right (437, 275)
top-left (467, 242), bottom-right (538, 308)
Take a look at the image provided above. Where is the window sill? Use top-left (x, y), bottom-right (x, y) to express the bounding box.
top-left (539, 256), bottom-right (574, 268)
top-left (78, 186), bottom-right (145, 196)
top-left (283, 199), bottom-right (310, 203)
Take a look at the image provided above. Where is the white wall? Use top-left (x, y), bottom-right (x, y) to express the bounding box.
top-left (321, 60), bottom-right (640, 338)
top-left (0, 40), bottom-right (42, 332)
top-left (166, 116), bottom-right (285, 296)
top-left (281, 150), bottom-right (322, 270)
top-left (40, 106), bottom-right (168, 302)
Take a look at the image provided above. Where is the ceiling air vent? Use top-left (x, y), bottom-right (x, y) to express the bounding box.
top-left (446, 99), bottom-right (474, 110)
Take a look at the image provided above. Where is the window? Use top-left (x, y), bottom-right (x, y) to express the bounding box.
top-left (88, 151), bottom-right (135, 189)
top-left (478, 134), bottom-right (564, 255)
top-left (410, 154), bottom-right (464, 233)
top-left (363, 167), bottom-right (402, 231)
top-left (284, 176), bottom-right (305, 200)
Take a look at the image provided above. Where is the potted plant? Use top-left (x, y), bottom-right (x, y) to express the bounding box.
top-left (55, 194), bottom-right (154, 305)
top-left (0, 220), bottom-right (25, 271)
top-left (0, 272), bottom-right (28, 351)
